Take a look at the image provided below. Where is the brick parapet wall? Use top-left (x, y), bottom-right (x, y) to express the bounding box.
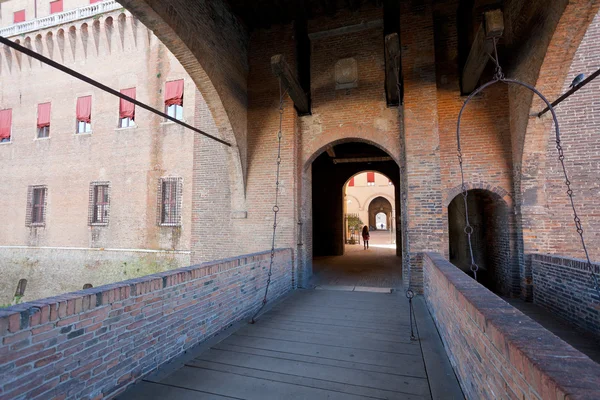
top-left (531, 253), bottom-right (600, 338)
top-left (424, 252), bottom-right (600, 400)
top-left (0, 248), bottom-right (293, 399)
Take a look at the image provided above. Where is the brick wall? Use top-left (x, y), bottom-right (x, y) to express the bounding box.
top-left (532, 254), bottom-right (600, 338)
top-left (0, 248), bottom-right (293, 399)
top-left (424, 252), bottom-right (600, 400)
top-left (540, 11), bottom-right (600, 259)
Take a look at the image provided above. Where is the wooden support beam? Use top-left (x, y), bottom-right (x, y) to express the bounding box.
top-left (385, 33), bottom-right (401, 106)
top-left (326, 145), bottom-right (336, 158)
top-left (271, 54), bottom-right (311, 115)
top-left (461, 9), bottom-right (504, 94)
top-left (332, 156), bottom-right (393, 164)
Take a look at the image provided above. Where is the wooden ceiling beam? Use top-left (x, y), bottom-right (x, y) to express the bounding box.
top-left (385, 33), bottom-right (401, 106)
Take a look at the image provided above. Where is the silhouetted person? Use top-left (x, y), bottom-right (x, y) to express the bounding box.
top-left (362, 226), bottom-right (370, 249)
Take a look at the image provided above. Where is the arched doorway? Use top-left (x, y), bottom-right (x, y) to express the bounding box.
top-left (368, 196), bottom-right (392, 231)
top-left (306, 141), bottom-right (402, 289)
top-left (447, 189), bottom-right (512, 295)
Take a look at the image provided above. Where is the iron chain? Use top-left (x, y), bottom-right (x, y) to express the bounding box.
top-left (251, 79), bottom-right (286, 323)
top-left (456, 37), bottom-right (600, 297)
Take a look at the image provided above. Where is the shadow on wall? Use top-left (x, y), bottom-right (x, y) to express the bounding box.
top-left (448, 189), bottom-right (512, 295)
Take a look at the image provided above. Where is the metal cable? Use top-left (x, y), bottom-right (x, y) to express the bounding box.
top-left (456, 38), bottom-right (600, 297)
top-left (0, 35), bottom-right (231, 147)
top-left (250, 78), bottom-right (285, 324)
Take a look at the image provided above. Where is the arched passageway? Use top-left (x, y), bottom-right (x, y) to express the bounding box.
top-left (448, 189), bottom-right (512, 295)
top-left (308, 141), bottom-right (402, 289)
top-left (369, 197), bottom-right (393, 231)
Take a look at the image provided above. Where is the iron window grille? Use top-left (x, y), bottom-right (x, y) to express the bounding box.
top-left (157, 177), bottom-right (182, 226)
top-left (26, 185), bottom-right (47, 226)
top-left (89, 182), bottom-right (110, 225)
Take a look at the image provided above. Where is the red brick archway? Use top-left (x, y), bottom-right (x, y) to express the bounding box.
top-left (519, 1), bottom-right (600, 256)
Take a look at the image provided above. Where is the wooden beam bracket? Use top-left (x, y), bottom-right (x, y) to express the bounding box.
top-left (271, 54), bottom-right (311, 115)
top-left (461, 9), bottom-right (504, 94)
top-left (384, 33), bottom-right (401, 106)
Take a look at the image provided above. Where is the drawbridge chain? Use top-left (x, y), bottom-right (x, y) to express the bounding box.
top-left (251, 78), bottom-right (287, 324)
top-left (457, 38), bottom-right (600, 297)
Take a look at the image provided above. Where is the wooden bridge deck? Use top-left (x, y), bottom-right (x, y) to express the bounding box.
top-left (122, 289), bottom-right (463, 400)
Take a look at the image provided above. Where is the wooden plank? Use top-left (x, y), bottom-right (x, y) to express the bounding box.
top-left (257, 312), bottom-right (411, 332)
top-left (245, 320), bottom-right (414, 345)
top-left (188, 355), bottom-right (430, 398)
top-left (222, 333), bottom-right (424, 369)
top-left (461, 9), bottom-right (504, 93)
top-left (231, 329), bottom-right (421, 355)
top-left (385, 32), bottom-right (401, 106)
top-left (413, 297), bottom-right (465, 400)
top-left (308, 19), bottom-right (383, 40)
top-left (160, 366), bottom-right (374, 400)
top-left (120, 381), bottom-right (232, 400)
top-left (213, 342), bottom-right (424, 377)
top-left (271, 54), bottom-right (310, 115)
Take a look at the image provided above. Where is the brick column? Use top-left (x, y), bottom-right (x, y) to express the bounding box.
top-left (400, 1), bottom-right (443, 291)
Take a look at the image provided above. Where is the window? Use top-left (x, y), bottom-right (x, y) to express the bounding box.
top-left (158, 177), bottom-right (182, 226)
top-left (164, 80), bottom-right (184, 121)
top-left (50, 0), bottom-right (63, 14)
top-left (26, 186), bottom-right (47, 226)
top-left (89, 182), bottom-right (110, 225)
top-left (348, 177), bottom-right (354, 187)
top-left (90, 0), bottom-right (102, 3)
top-left (37, 103), bottom-right (51, 138)
top-left (0, 109), bottom-right (11, 143)
top-left (14, 10), bottom-right (25, 23)
top-left (367, 172), bottom-right (375, 186)
top-left (76, 96), bottom-right (92, 133)
top-left (119, 88), bottom-right (136, 128)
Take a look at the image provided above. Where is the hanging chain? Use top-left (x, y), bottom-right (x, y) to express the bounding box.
top-left (406, 289), bottom-right (417, 341)
top-left (456, 37), bottom-right (600, 297)
top-left (251, 79), bottom-right (286, 324)
top-left (555, 130), bottom-right (600, 294)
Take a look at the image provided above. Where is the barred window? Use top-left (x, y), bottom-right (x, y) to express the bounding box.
top-left (158, 177), bottom-right (182, 226)
top-left (89, 182), bottom-right (110, 225)
top-left (26, 185), bottom-right (47, 226)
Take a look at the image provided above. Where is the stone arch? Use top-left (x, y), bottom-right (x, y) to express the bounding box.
top-left (362, 192), bottom-right (395, 212)
top-left (344, 194), bottom-right (361, 210)
top-left (111, 0), bottom-right (248, 213)
top-left (368, 196), bottom-right (393, 231)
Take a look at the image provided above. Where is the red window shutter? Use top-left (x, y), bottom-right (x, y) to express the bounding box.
top-left (76, 96), bottom-right (92, 123)
top-left (50, 0), bottom-right (63, 14)
top-left (367, 172), bottom-right (375, 183)
top-left (164, 80), bottom-right (184, 106)
top-left (119, 88), bottom-right (136, 119)
top-left (14, 10), bottom-right (26, 23)
top-left (0, 109), bottom-right (12, 140)
top-left (37, 103), bottom-right (51, 128)
top-left (348, 177), bottom-right (354, 187)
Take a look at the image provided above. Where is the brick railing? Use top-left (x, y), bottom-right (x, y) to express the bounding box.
top-left (531, 253), bottom-right (600, 338)
top-left (423, 252), bottom-right (600, 400)
top-left (0, 248), bottom-right (293, 399)
top-left (0, 0), bottom-right (121, 38)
